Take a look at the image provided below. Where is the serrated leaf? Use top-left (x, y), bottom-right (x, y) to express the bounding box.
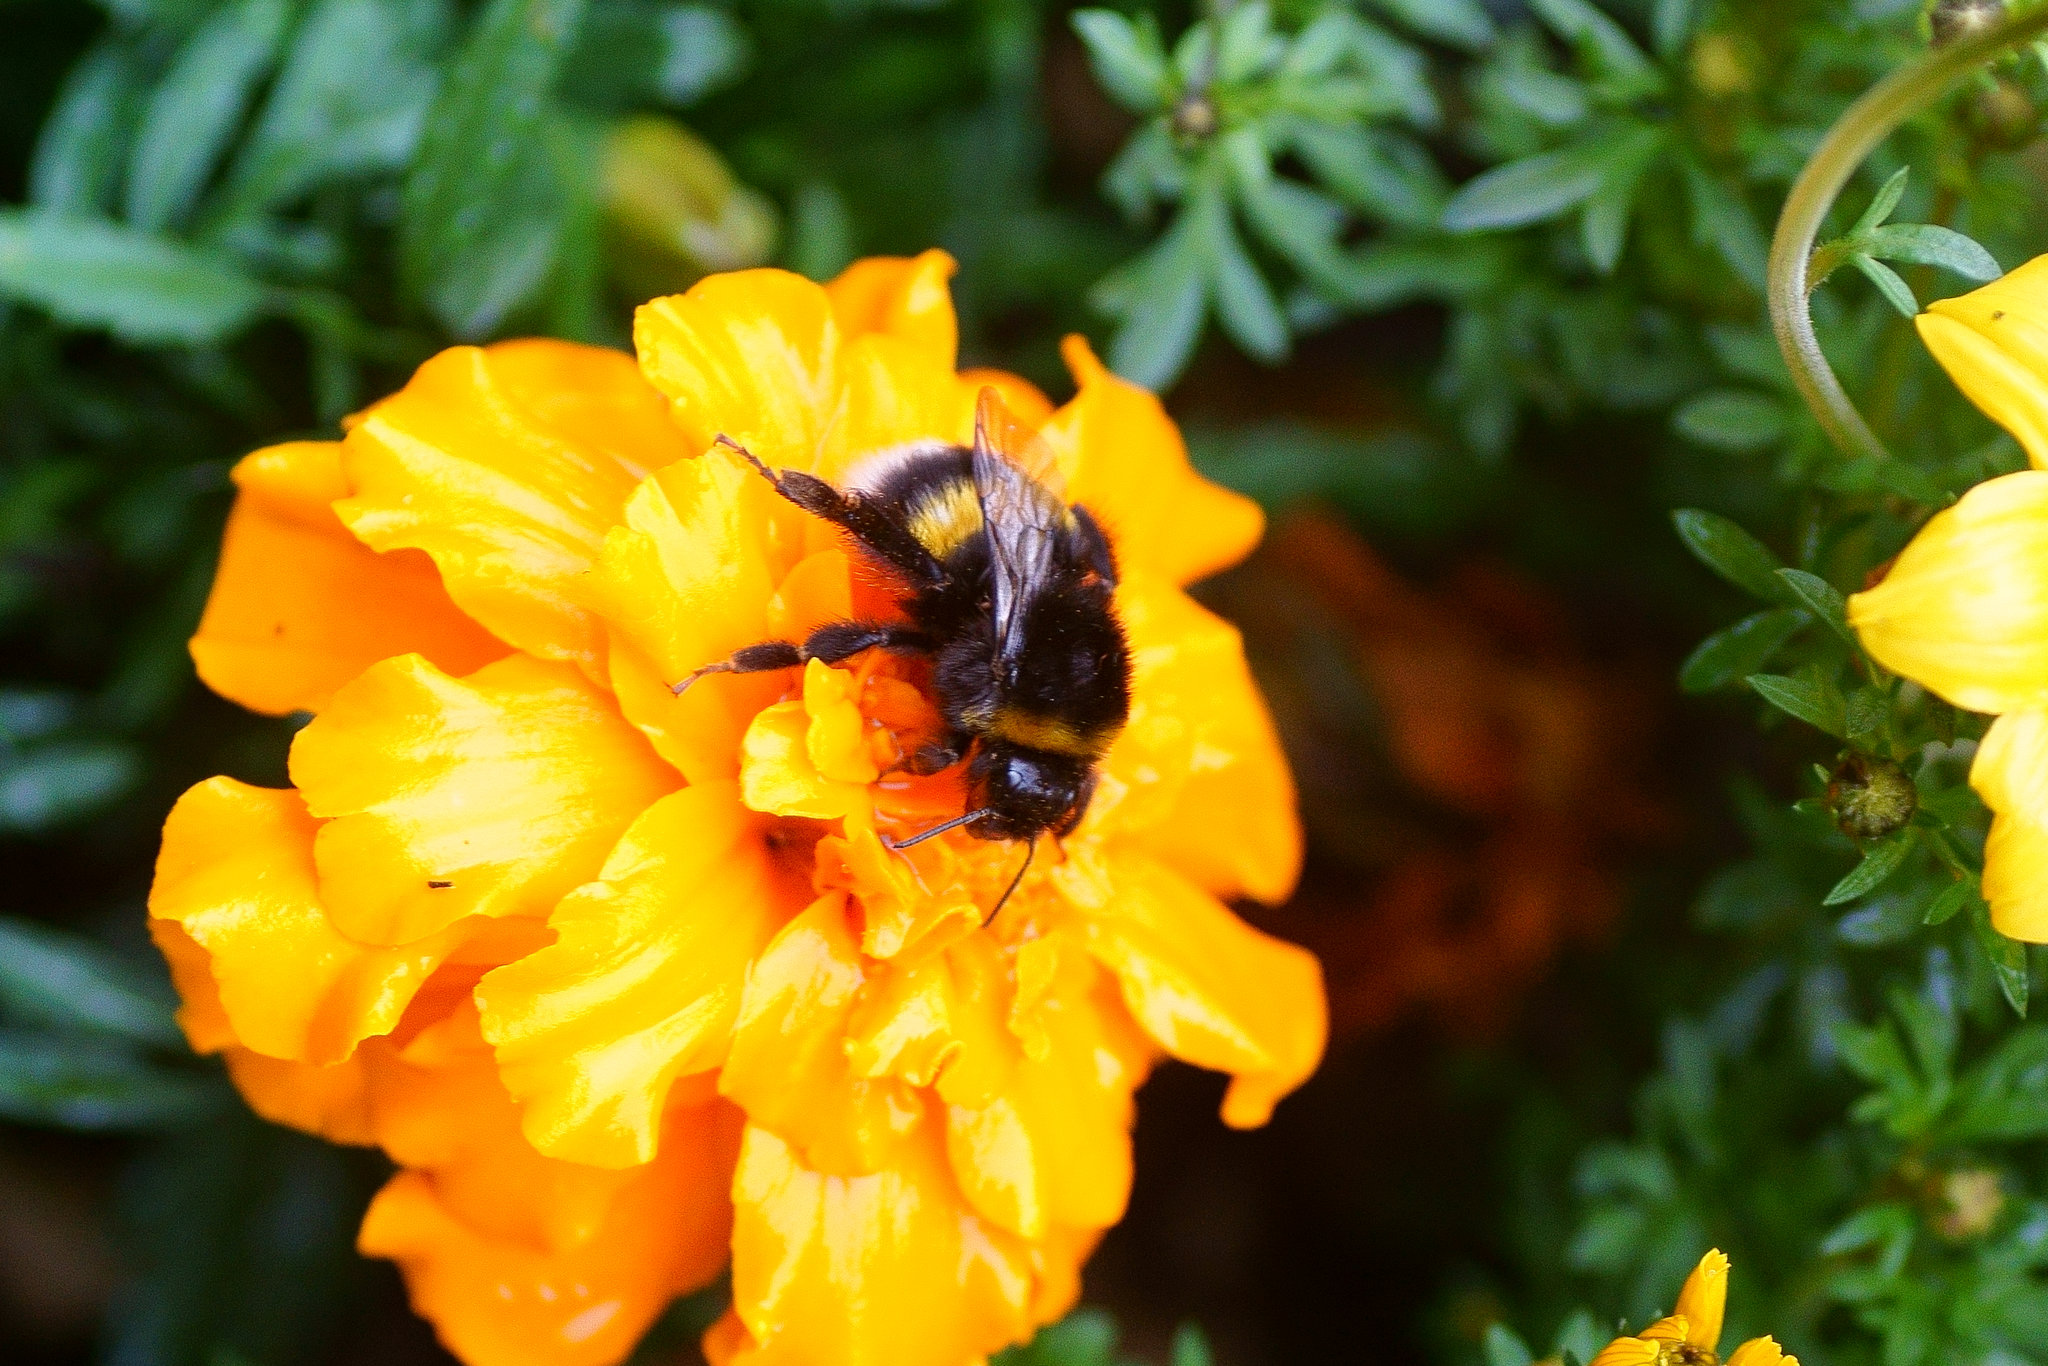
top-left (1071, 9), bottom-right (1170, 114)
top-left (1824, 833), bottom-right (1915, 905)
top-left (125, 0), bottom-right (294, 231)
top-left (1864, 222), bottom-right (2001, 283)
top-left (1850, 252), bottom-right (1918, 318)
top-left (1442, 144), bottom-right (1606, 232)
top-left (1679, 608), bottom-right (1807, 693)
top-left (1748, 672), bottom-right (1846, 737)
top-left (0, 919), bottom-right (181, 1046)
top-left (1774, 568), bottom-right (1853, 644)
top-left (1671, 508), bottom-right (1788, 601)
top-left (1673, 389), bottom-right (1787, 452)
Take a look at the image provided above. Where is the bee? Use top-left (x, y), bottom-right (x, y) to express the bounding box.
top-left (675, 388), bottom-right (1131, 912)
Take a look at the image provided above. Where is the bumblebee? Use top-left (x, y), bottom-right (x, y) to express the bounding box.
top-left (676, 388), bottom-right (1132, 905)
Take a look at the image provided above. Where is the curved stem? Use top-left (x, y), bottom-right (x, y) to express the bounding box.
top-left (1768, 9), bottom-right (2048, 463)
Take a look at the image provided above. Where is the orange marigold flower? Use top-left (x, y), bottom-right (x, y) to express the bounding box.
top-left (1588, 1250), bottom-right (1797, 1366)
top-left (151, 251), bottom-right (1326, 1366)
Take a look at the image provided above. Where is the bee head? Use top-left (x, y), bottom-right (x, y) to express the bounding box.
top-left (968, 744), bottom-right (1089, 841)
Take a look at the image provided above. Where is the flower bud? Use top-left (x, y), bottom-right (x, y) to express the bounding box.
top-left (1171, 91), bottom-right (1219, 144)
top-left (1931, 1167), bottom-right (2005, 1240)
top-left (1969, 77), bottom-right (2039, 148)
top-left (1930, 0), bottom-right (2007, 45)
top-left (601, 115), bottom-right (778, 299)
top-left (1826, 754), bottom-right (1917, 840)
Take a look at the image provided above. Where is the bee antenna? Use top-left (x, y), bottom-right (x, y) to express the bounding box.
top-left (883, 808), bottom-right (995, 851)
top-left (984, 837), bottom-right (1036, 928)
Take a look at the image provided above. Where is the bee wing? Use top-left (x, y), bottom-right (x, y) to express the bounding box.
top-left (971, 386), bottom-right (1065, 666)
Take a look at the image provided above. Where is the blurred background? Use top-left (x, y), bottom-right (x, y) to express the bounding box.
top-left (4, 0), bottom-right (2048, 1364)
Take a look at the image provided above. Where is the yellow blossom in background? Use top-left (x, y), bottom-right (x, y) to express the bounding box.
top-left (1851, 254), bottom-right (2048, 943)
top-left (1588, 1251), bottom-right (1796, 1366)
top-left (150, 250), bottom-right (1325, 1366)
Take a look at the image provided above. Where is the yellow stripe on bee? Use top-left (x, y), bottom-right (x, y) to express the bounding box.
top-left (987, 706), bottom-right (1115, 758)
top-left (907, 478), bottom-right (984, 560)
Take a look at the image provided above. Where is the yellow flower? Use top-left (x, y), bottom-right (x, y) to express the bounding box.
top-left (1849, 255), bottom-right (2048, 942)
top-left (1588, 1250), bottom-right (1796, 1366)
top-left (154, 251), bottom-right (1325, 1366)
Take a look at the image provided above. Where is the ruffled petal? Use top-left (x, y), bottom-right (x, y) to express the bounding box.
top-left (359, 1097), bottom-right (741, 1366)
top-left (149, 778), bottom-right (467, 1064)
top-left (1058, 850), bottom-right (1325, 1128)
top-left (1919, 256), bottom-right (2048, 468)
top-left (191, 441), bottom-right (507, 716)
top-left (289, 654), bottom-right (676, 946)
top-left (340, 341), bottom-right (682, 673)
top-left (478, 782), bottom-right (803, 1168)
top-left (1971, 708), bottom-right (2048, 942)
top-left (720, 1121), bottom-right (1044, 1366)
top-left (1849, 470), bottom-right (2048, 713)
top-left (824, 250), bottom-right (958, 365)
top-left (591, 445), bottom-right (849, 783)
top-left (634, 270), bottom-right (840, 472)
top-left (939, 937), bottom-right (1152, 1239)
top-left (1726, 1337), bottom-right (1796, 1366)
top-left (717, 894), bottom-right (925, 1176)
top-left (225, 1047), bottom-right (378, 1145)
top-left (1104, 572), bottom-right (1300, 903)
top-left (1586, 1338), bottom-right (1659, 1366)
top-left (1675, 1248), bottom-right (1730, 1351)
top-left (1039, 336), bottom-right (1264, 587)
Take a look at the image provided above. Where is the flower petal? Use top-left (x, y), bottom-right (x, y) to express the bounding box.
top-left (289, 654), bottom-right (676, 946)
top-left (718, 894), bottom-right (925, 1175)
top-left (939, 938), bottom-right (1152, 1239)
top-left (190, 441), bottom-right (507, 716)
top-left (721, 1120), bottom-right (1047, 1366)
top-left (1675, 1248), bottom-right (1730, 1351)
top-left (824, 250), bottom-right (958, 364)
top-left (340, 341), bottom-right (682, 673)
top-left (1059, 850), bottom-right (1325, 1128)
top-left (1104, 572), bottom-right (1301, 903)
top-left (1040, 335), bottom-right (1264, 587)
top-left (1920, 255), bottom-right (2048, 468)
top-left (1587, 1338), bottom-right (1659, 1366)
top-left (359, 1097), bottom-right (740, 1366)
top-left (1972, 708), bottom-right (2048, 942)
top-left (635, 270), bottom-right (840, 472)
top-left (1849, 470), bottom-right (2048, 713)
top-left (1727, 1337), bottom-right (1796, 1366)
top-left (478, 782), bottom-right (802, 1168)
top-left (149, 778), bottom-right (467, 1064)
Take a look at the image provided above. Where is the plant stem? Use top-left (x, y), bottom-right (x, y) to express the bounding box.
top-left (1767, 9), bottom-right (2048, 463)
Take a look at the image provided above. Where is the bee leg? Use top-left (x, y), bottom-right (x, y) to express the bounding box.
top-left (903, 732), bottom-right (968, 775)
top-left (1071, 505), bottom-right (1119, 587)
top-left (1053, 770), bottom-right (1097, 838)
top-left (670, 623), bottom-right (931, 695)
top-left (713, 434), bottom-right (947, 585)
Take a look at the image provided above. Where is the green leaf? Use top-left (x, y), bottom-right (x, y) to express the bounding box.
top-left (1824, 833), bottom-right (1915, 906)
top-left (1367, 0), bottom-right (1494, 49)
top-left (1215, 1), bottom-right (1280, 84)
top-left (1441, 144), bottom-right (1606, 232)
top-left (28, 46), bottom-right (137, 216)
top-left (1651, 0), bottom-right (1698, 56)
top-left (1288, 124), bottom-right (1444, 227)
top-left (0, 919), bottom-right (180, 1046)
top-left (1101, 215), bottom-right (1208, 392)
top-left (1484, 1323), bottom-right (1535, 1366)
top-left (1169, 1324), bottom-right (1213, 1366)
top-left (1071, 11), bottom-right (1170, 113)
top-left (399, 0), bottom-right (588, 338)
top-left (220, 0), bottom-right (443, 218)
top-left (1747, 672), bottom-right (1846, 737)
top-left (1863, 222), bottom-right (2001, 283)
top-left (1679, 608), bottom-right (1806, 693)
top-left (1774, 568), bottom-right (1854, 644)
top-left (0, 1031), bottom-right (222, 1131)
top-left (1579, 123), bottom-right (1664, 273)
top-left (1671, 508), bottom-right (1788, 601)
top-left (1970, 902), bottom-right (2030, 1017)
top-left (1923, 878), bottom-right (1976, 926)
top-left (1526, 0), bottom-right (1660, 92)
top-left (996, 1309), bottom-right (1123, 1366)
top-left (1851, 252), bottom-right (1918, 318)
top-left (1673, 389), bottom-right (1787, 452)
top-left (1676, 153), bottom-right (1767, 289)
top-left (1198, 188), bottom-right (1287, 363)
top-left (1849, 167), bottom-right (1910, 239)
top-left (125, 0), bottom-right (294, 231)
top-left (562, 1), bottom-right (749, 110)
top-left (0, 742), bottom-right (140, 832)
top-left (1947, 1027), bottom-right (2048, 1140)
top-left (0, 211), bottom-right (267, 343)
